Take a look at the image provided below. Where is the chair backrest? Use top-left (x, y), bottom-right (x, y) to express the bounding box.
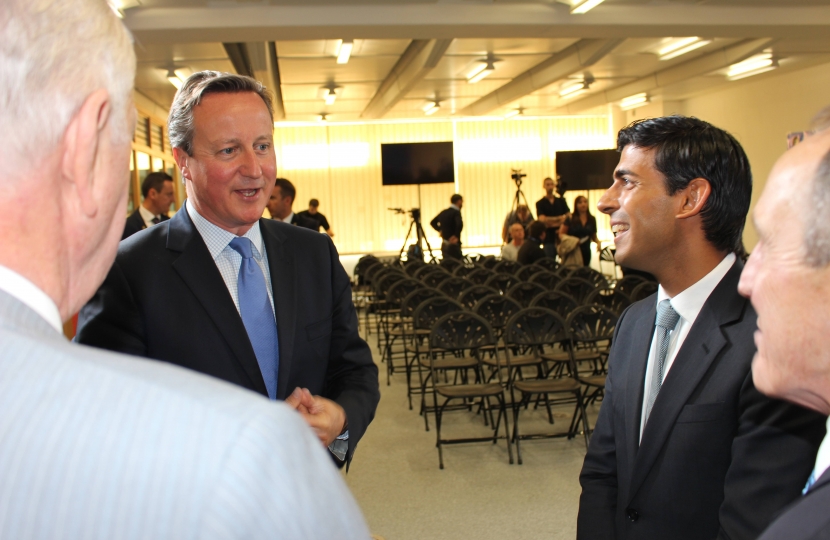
top-left (439, 257), bottom-right (463, 271)
top-left (437, 277), bottom-right (474, 299)
top-left (484, 273), bottom-right (521, 295)
top-left (467, 268), bottom-right (496, 285)
top-left (554, 277), bottom-right (598, 303)
top-left (566, 304), bottom-right (619, 344)
top-left (374, 270), bottom-right (407, 299)
top-left (354, 256), bottom-right (380, 283)
top-left (529, 270), bottom-right (560, 290)
top-left (400, 287), bottom-right (444, 318)
top-left (422, 270), bottom-right (453, 288)
top-left (514, 264), bottom-right (546, 282)
top-left (615, 275), bottom-right (649, 297)
top-left (403, 260), bottom-right (426, 276)
top-left (493, 260), bottom-right (522, 275)
top-left (503, 307), bottom-right (568, 349)
top-left (532, 258), bottom-right (559, 272)
top-left (479, 256), bottom-right (498, 269)
top-left (413, 297), bottom-right (465, 331)
top-left (386, 278), bottom-right (423, 308)
top-left (473, 294), bottom-right (522, 330)
top-left (530, 290), bottom-right (579, 319)
top-left (429, 311), bottom-right (495, 352)
top-left (363, 262), bottom-right (388, 285)
top-left (569, 266), bottom-right (609, 289)
top-left (458, 285), bottom-right (497, 309)
top-left (629, 281), bottom-right (659, 302)
top-left (452, 264), bottom-right (476, 278)
top-left (414, 264), bottom-right (447, 280)
top-left (506, 281), bottom-right (548, 307)
top-left (585, 287), bottom-right (631, 315)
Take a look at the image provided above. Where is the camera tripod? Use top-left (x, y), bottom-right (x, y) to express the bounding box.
top-left (399, 211), bottom-right (435, 262)
top-left (509, 168), bottom-right (534, 220)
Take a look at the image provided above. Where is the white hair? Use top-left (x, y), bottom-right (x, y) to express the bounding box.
top-left (0, 0), bottom-right (135, 176)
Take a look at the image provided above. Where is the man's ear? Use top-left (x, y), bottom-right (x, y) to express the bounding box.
top-left (173, 147), bottom-right (190, 181)
top-left (676, 177), bottom-right (712, 220)
top-left (62, 89), bottom-right (111, 218)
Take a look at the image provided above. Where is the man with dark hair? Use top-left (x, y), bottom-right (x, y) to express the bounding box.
top-left (535, 177), bottom-right (569, 258)
top-left (578, 116), bottom-right (825, 540)
top-left (430, 193), bottom-right (464, 260)
top-left (77, 71), bottom-right (379, 469)
top-left (517, 220), bottom-right (546, 265)
top-left (267, 177), bottom-right (317, 230)
top-left (298, 198), bottom-right (335, 238)
top-left (122, 171), bottom-right (175, 239)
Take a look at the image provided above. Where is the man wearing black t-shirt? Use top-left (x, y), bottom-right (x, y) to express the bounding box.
top-left (297, 199), bottom-right (335, 238)
top-left (535, 177), bottom-right (570, 259)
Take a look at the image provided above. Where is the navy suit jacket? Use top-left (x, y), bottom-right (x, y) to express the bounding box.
top-left (577, 258), bottom-right (826, 540)
top-left (758, 468), bottom-right (830, 540)
top-left (78, 208), bottom-right (379, 463)
top-left (122, 208), bottom-right (169, 240)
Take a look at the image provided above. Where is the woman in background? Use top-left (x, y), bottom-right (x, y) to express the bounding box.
top-left (559, 195), bottom-right (600, 267)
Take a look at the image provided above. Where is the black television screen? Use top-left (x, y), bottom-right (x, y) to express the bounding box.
top-left (381, 142), bottom-right (454, 186)
top-left (555, 149), bottom-right (620, 191)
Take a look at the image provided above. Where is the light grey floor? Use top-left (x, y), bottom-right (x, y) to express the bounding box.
top-left (345, 329), bottom-right (600, 540)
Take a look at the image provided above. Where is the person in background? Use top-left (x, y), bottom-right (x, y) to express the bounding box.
top-left (739, 124), bottom-right (830, 540)
top-left (430, 193), bottom-right (464, 260)
top-left (535, 176), bottom-right (570, 259)
top-left (559, 195), bottom-right (601, 267)
top-left (267, 177), bottom-right (317, 229)
top-left (122, 171), bottom-right (175, 239)
top-left (501, 204), bottom-right (533, 244)
top-left (0, 1), bottom-right (370, 538)
top-left (500, 222), bottom-right (526, 261)
top-left (298, 198), bottom-right (335, 237)
top-left (517, 220), bottom-right (546, 265)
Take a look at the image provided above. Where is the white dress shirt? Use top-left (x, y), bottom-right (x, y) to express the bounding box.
top-left (812, 418), bottom-right (830, 482)
top-left (282, 212), bottom-right (294, 224)
top-left (185, 200), bottom-right (275, 314)
top-left (138, 204), bottom-right (163, 229)
top-left (0, 264), bottom-right (62, 333)
top-left (639, 252), bottom-right (736, 442)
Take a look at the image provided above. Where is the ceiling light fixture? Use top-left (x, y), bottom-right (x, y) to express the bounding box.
top-left (422, 101), bottom-right (440, 116)
top-left (166, 69), bottom-right (184, 90)
top-left (571, 0), bottom-right (605, 14)
top-left (504, 107), bottom-right (525, 119)
top-left (336, 40), bottom-right (353, 64)
top-left (619, 92), bottom-right (649, 110)
top-left (466, 54), bottom-right (500, 84)
top-left (727, 51), bottom-right (778, 81)
top-left (320, 86), bottom-right (341, 105)
top-left (559, 80), bottom-right (590, 99)
top-left (658, 37), bottom-right (712, 61)
top-left (317, 114), bottom-right (328, 122)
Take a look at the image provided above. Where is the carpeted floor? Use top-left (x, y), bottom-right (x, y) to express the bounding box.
top-left (344, 328), bottom-right (601, 540)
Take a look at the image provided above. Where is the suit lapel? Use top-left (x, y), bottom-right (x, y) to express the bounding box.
top-left (261, 220), bottom-right (297, 399)
top-left (628, 260), bottom-right (747, 501)
top-left (624, 301), bottom-right (656, 474)
top-left (166, 210), bottom-right (268, 395)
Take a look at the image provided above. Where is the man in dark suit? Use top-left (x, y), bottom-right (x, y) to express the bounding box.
top-left (77, 71), bottom-right (379, 467)
top-left (577, 116), bottom-right (825, 540)
top-left (739, 125), bottom-right (830, 540)
top-left (430, 193), bottom-right (463, 260)
top-left (267, 177), bottom-right (318, 230)
top-left (122, 171), bottom-right (174, 239)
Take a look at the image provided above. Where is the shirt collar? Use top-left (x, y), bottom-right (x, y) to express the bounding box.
top-left (282, 212), bottom-right (294, 224)
top-left (138, 204), bottom-right (157, 222)
top-left (657, 252), bottom-right (736, 324)
top-left (0, 265), bottom-right (62, 333)
top-left (450, 204), bottom-right (460, 211)
top-left (814, 418), bottom-right (830, 481)
top-left (185, 199), bottom-right (265, 261)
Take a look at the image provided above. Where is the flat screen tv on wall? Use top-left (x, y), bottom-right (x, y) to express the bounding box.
top-left (555, 149), bottom-right (620, 191)
top-left (381, 142), bottom-right (455, 185)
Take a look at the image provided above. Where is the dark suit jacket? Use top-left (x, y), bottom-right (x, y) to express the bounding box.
top-left (577, 258), bottom-right (826, 540)
top-left (78, 209), bottom-right (380, 463)
top-left (430, 207), bottom-right (462, 241)
top-left (122, 208), bottom-right (169, 240)
top-left (758, 468), bottom-right (830, 540)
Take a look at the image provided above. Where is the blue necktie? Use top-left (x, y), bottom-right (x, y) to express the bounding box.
top-left (228, 237), bottom-right (279, 400)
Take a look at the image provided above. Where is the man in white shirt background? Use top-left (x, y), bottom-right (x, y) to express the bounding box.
top-left (122, 171), bottom-right (175, 239)
top-left (500, 222), bottom-right (526, 261)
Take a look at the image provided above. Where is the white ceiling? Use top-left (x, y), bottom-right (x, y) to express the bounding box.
top-left (126, 0), bottom-right (830, 122)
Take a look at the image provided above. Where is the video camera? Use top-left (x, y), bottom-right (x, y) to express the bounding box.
top-left (511, 169), bottom-right (526, 184)
top-left (388, 207), bottom-right (422, 221)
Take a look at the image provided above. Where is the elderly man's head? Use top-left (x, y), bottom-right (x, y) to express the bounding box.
top-left (738, 128), bottom-right (830, 415)
top-left (510, 223), bottom-right (526, 245)
top-left (0, 0), bottom-right (135, 319)
top-left (170, 72), bottom-right (276, 236)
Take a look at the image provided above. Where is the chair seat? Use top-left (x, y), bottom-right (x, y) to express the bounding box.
top-left (436, 382), bottom-right (504, 398)
top-left (422, 357), bottom-right (479, 370)
top-left (579, 375), bottom-right (606, 387)
top-left (540, 350), bottom-right (600, 362)
top-left (514, 378), bottom-right (581, 394)
top-left (482, 354), bottom-right (542, 367)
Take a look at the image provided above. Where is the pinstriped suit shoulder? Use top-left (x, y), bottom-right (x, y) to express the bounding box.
top-left (0, 291), bottom-right (369, 539)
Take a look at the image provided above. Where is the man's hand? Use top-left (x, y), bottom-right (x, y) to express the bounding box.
top-left (448, 235), bottom-right (459, 244)
top-left (285, 387), bottom-right (347, 446)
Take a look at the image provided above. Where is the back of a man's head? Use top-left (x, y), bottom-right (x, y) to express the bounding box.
top-left (617, 116), bottom-right (752, 255)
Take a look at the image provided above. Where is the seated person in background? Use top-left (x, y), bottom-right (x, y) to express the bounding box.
top-left (122, 171), bottom-right (175, 239)
top-left (517, 220), bottom-right (547, 265)
top-left (559, 195), bottom-right (601, 267)
top-left (500, 222), bottom-right (526, 261)
top-left (298, 198), bottom-right (335, 237)
top-left (501, 204), bottom-right (533, 243)
top-left (267, 177), bottom-right (317, 229)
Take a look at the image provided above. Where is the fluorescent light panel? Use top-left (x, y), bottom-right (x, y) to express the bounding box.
top-left (727, 52), bottom-right (777, 80)
top-left (619, 93), bottom-right (649, 110)
top-left (336, 40), bottom-right (353, 64)
top-left (467, 63), bottom-right (494, 84)
top-left (571, 0), bottom-right (605, 14)
top-left (423, 101), bottom-right (440, 115)
top-left (559, 80), bottom-right (589, 99)
top-left (658, 37), bottom-right (711, 61)
top-left (166, 69), bottom-right (183, 90)
top-left (504, 108), bottom-right (522, 119)
top-left (324, 89), bottom-right (337, 105)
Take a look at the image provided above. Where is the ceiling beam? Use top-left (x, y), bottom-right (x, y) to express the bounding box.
top-left (460, 38), bottom-right (622, 117)
top-left (361, 38), bottom-right (452, 119)
top-left (222, 42), bottom-right (254, 77)
top-left (553, 37), bottom-right (776, 115)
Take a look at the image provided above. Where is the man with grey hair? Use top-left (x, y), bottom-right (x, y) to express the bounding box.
top-left (77, 70), bottom-right (380, 468)
top-left (739, 126), bottom-right (830, 540)
top-left (0, 0), bottom-right (370, 538)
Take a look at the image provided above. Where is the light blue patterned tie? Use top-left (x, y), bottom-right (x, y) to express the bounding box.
top-left (803, 470), bottom-right (817, 495)
top-left (228, 237), bottom-right (279, 400)
top-left (644, 299), bottom-right (680, 427)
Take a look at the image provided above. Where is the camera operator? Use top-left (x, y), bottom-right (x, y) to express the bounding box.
top-left (430, 194), bottom-right (464, 260)
top-left (501, 204), bottom-right (533, 244)
top-left (536, 177), bottom-right (570, 259)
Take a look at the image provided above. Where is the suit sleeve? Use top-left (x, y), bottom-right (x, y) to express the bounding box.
top-left (76, 259), bottom-right (147, 356)
top-left (577, 307), bottom-right (630, 539)
top-left (717, 374), bottom-right (826, 540)
top-left (430, 213), bottom-right (442, 233)
top-left (321, 237), bottom-right (380, 464)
